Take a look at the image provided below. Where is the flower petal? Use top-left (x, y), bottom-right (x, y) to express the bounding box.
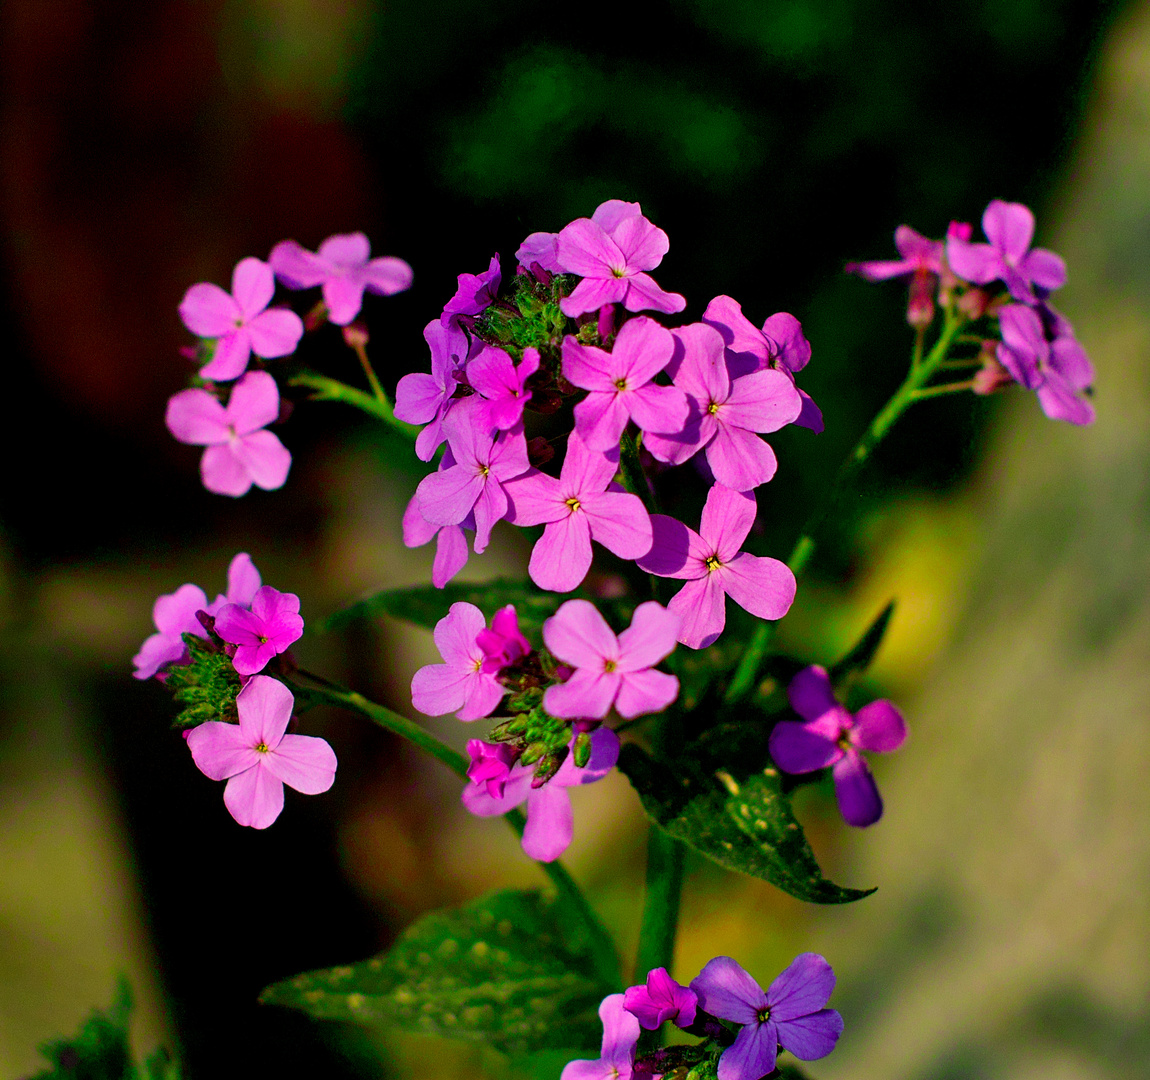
top-left (225, 370), bottom-right (280, 434)
top-left (263, 732), bottom-right (337, 794)
top-left (720, 552), bottom-right (796, 622)
top-left (245, 308), bottom-right (304, 358)
top-left (982, 199), bottom-right (1035, 264)
top-left (582, 490), bottom-right (652, 560)
top-left (223, 763), bottom-right (284, 828)
top-left (226, 552), bottom-right (262, 606)
top-left (233, 430), bottom-right (291, 491)
top-left (706, 424), bottom-right (778, 491)
top-left (322, 276), bottom-right (368, 326)
top-left (616, 601), bottom-right (680, 670)
top-left (200, 444), bottom-right (253, 497)
top-left (235, 674), bottom-right (295, 748)
top-left (832, 750), bottom-right (883, 827)
top-left (198, 330), bottom-right (252, 381)
top-left (268, 239), bottom-right (327, 288)
top-left (543, 668), bottom-right (620, 719)
top-left (529, 515), bottom-right (594, 592)
top-left (636, 515), bottom-right (705, 579)
top-left (769, 718), bottom-right (844, 774)
top-left (700, 484), bottom-right (757, 560)
top-left (690, 956), bottom-right (765, 1023)
top-left (787, 665), bottom-right (838, 720)
top-left (718, 1021), bottom-right (776, 1080)
top-left (573, 391), bottom-right (632, 451)
top-left (187, 721), bottom-right (259, 780)
top-left (522, 784), bottom-right (575, 862)
top-left (614, 669), bottom-right (679, 718)
top-left (776, 1009), bottom-right (844, 1061)
top-left (231, 257), bottom-right (275, 318)
top-left (766, 952), bottom-right (836, 1020)
top-left (852, 699), bottom-right (907, 752)
top-left (166, 389), bottom-right (229, 446)
top-left (363, 256), bottom-right (413, 296)
top-left (667, 574), bottom-right (727, 649)
top-left (544, 599), bottom-right (618, 667)
top-left (180, 282), bottom-right (241, 338)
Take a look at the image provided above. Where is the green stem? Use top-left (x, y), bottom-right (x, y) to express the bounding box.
top-left (724, 309), bottom-right (966, 703)
top-left (289, 371), bottom-right (420, 441)
top-left (634, 826), bottom-right (684, 992)
top-left (351, 340), bottom-right (389, 408)
top-left (619, 428), bottom-right (659, 515)
top-left (910, 379), bottom-right (976, 400)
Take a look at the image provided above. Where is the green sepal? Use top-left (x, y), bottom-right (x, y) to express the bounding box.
top-left (164, 634), bottom-right (241, 730)
top-left (260, 889), bottom-right (615, 1056)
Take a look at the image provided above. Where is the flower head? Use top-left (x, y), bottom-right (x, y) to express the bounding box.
top-left (623, 968), bottom-right (697, 1030)
top-left (996, 303), bottom-right (1095, 425)
top-left (441, 254), bottom-right (501, 326)
top-left (517, 200), bottom-right (643, 275)
top-left (561, 995), bottom-right (641, 1080)
top-left (411, 602), bottom-right (505, 721)
top-left (468, 345), bottom-right (541, 431)
top-left (214, 585), bottom-right (304, 677)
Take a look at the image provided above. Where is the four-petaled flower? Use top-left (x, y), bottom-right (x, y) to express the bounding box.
top-left (769, 665), bottom-right (908, 827)
top-left (410, 602), bottom-right (505, 721)
top-left (214, 585), bottom-right (305, 677)
top-left (996, 304), bottom-right (1095, 426)
top-left (560, 994), bottom-right (641, 1080)
top-left (690, 954), bottom-right (843, 1080)
top-left (186, 675), bottom-right (336, 829)
top-left (623, 967), bottom-right (698, 1030)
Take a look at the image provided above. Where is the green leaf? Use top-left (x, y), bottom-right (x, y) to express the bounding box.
top-left (261, 889), bottom-right (614, 1056)
top-left (617, 722), bottom-right (875, 905)
top-left (829, 600), bottom-right (895, 683)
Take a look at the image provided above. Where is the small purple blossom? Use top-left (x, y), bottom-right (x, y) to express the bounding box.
top-left (996, 303), bottom-right (1095, 425)
top-left (638, 485), bottom-right (796, 650)
top-left (623, 968), bottom-right (697, 1030)
top-left (186, 675), bottom-right (336, 829)
top-left (542, 600), bottom-right (680, 720)
top-left (476, 605), bottom-right (532, 674)
top-left (214, 585), bottom-right (304, 677)
top-left (946, 199), bottom-right (1067, 303)
top-left (690, 955), bottom-right (843, 1080)
top-left (561, 995), bottom-right (641, 1080)
top-left (503, 433), bottom-right (652, 592)
top-left (462, 727), bottom-right (620, 862)
top-left (411, 602), bottom-right (504, 721)
top-left (769, 665), bottom-right (908, 828)
top-left (395, 319), bottom-right (478, 462)
top-left (165, 370), bottom-right (292, 497)
top-left (179, 257), bottom-right (304, 381)
top-left (268, 232), bottom-right (412, 325)
top-left (468, 345), bottom-right (541, 431)
top-left (441, 254), bottom-right (501, 327)
top-left (563, 317), bottom-right (689, 451)
top-left (465, 739), bottom-right (518, 799)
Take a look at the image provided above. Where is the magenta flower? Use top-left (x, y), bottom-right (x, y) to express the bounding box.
top-left (402, 450), bottom-right (473, 588)
top-left (563, 316), bottom-right (689, 451)
top-left (476, 605), bottom-right (532, 674)
top-left (462, 727), bottom-right (619, 862)
top-left (516, 200), bottom-right (643, 275)
top-left (412, 398), bottom-right (530, 553)
top-left (638, 485), bottom-right (796, 649)
top-left (395, 319), bottom-right (477, 462)
top-left (946, 199), bottom-right (1067, 303)
top-left (557, 208), bottom-right (686, 317)
top-left (186, 675), bottom-right (336, 829)
top-left (702, 296), bottom-right (822, 433)
top-left (644, 322), bottom-right (802, 490)
top-left (268, 232), bottom-right (412, 325)
top-left (846, 224), bottom-right (943, 281)
top-left (769, 665), bottom-right (907, 827)
top-left (465, 739), bottom-right (518, 799)
top-left (165, 370), bottom-right (292, 497)
top-left (410, 602), bottom-right (504, 721)
top-left (996, 304), bottom-right (1095, 425)
top-left (623, 967), bottom-right (697, 1030)
top-left (503, 434), bottom-right (652, 592)
top-left (690, 954), bottom-right (843, 1080)
top-left (441, 254), bottom-right (501, 327)
top-left (178, 257), bottom-right (304, 381)
top-left (468, 345), bottom-right (541, 431)
top-left (214, 585), bottom-right (304, 677)
top-left (542, 600), bottom-right (679, 720)
top-left (560, 995), bottom-right (641, 1080)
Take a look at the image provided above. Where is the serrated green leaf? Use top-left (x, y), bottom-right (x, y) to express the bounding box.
top-left (617, 724), bottom-right (875, 905)
top-left (829, 601), bottom-right (896, 683)
top-left (261, 889), bottom-right (613, 1056)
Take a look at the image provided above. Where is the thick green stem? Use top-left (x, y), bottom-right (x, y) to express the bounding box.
top-left (724, 310), bottom-right (966, 703)
top-left (289, 371), bottom-right (420, 441)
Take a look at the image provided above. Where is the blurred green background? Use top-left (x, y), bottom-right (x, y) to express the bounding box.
top-left (1, 0), bottom-right (1147, 1077)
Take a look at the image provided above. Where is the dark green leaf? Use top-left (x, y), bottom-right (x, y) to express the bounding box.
top-left (829, 601), bottom-right (895, 683)
top-left (261, 889), bottom-right (613, 1056)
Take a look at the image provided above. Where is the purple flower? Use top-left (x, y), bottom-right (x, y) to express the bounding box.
top-left (690, 954), bottom-right (843, 1080)
top-left (644, 323), bottom-right (802, 490)
top-left (563, 317), bottom-right (689, 451)
top-left (476, 605), bottom-right (533, 674)
top-left (395, 319), bottom-right (478, 462)
top-left (468, 345), bottom-right (541, 431)
top-left (769, 665), bottom-right (907, 828)
top-left (542, 600), bottom-right (679, 720)
top-left (623, 967), bottom-right (697, 1030)
top-left (946, 199), bottom-right (1067, 303)
top-left (561, 995), bottom-right (641, 1080)
top-left (503, 433), bottom-right (653, 592)
top-left (996, 304), bottom-right (1095, 425)
top-left (186, 675), bottom-right (336, 829)
top-left (462, 727), bottom-right (620, 862)
top-left (179, 257), bottom-right (304, 381)
top-left (214, 585), bottom-right (304, 677)
top-left (412, 398), bottom-right (530, 552)
top-left (516, 200), bottom-right (643, 275)
top-left (637, 485), bottom-right (796, 650)
top-left (557, 208), bottom-right (686, 317)
top-left (402, 449), bottom-right (474, 588)
top-left (465, 739), bottom-right (518, 799)
top-left (267, 232), bottom-right (412, 325)
top-left (165, 370), bottom-right (292, 497)
top-left (846, 225), bottom-right (943, 281)
top-left (441, 254), bottom-right (501, 327)
top-left (702, 297), bottom-right (823, 433)
top-left (410, 602), bottom-right (504, 721)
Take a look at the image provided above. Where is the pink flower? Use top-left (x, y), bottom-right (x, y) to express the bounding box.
top-left (476, 606), bottom-right (532, 674)
top-left (410, 602), bottom-right (504, 721)
top-left (516, 200), bottom-right (643, 274)
top-left (186, 675), bottom-right (336, 829)
top-left (441, 254), bottom-right (501, 327)
top-left (542, 600), bottom-right (680, 720)
top-left (563, 317), bottom-right (689, 451)
top-left (637, 485), bottom-right (796, 649)
top-left (395, 319), bottom-right (478, 462)
top-left (214, 585), bottom-right (304, 677)
top-left (623, 967), bottom-right (698, 1030)
top-left (268, 232), bottom-right (412, 325)
top-left (503, 433), bottom-right (652, 592)
top-left (402, 448), bottom-right (474, 589)
top-left (178, 257), bottom-right (304, 381)
top-left (165, 370), bottom-right (291, 497)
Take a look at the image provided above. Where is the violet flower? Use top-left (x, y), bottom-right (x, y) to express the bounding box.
top-left (462, 727), bottom-right (620, 862)
top-left (503, 433), bottom-right (652, 592)
top-left (268, 232), bottom-right (412, 325)
top-left (186, 675), bottom-right (336, 829)
top-left (214, 585), bottom-right (304, 677)
top-left (410, 602), bottom-right (504, 721)
top-left (475, 605), bottom-right (532, 674)
top-left (542, 600), bottom-right (680, 720)
top-left (395, 319), bottom-right (477, 462)
top-left (563, 316), bottom-right (689, 451)
top-left (402, 448), bottom-right (474, 588)
top-left (165, 370), bottom-right (292, 497)
top-left (179, 257), bottom-right (304, 381)
top-left (560, 995), bottom-right (641, 1080)
top-left (623, 967), bottom-right (697, 1030)
top-left (690, 954), bottom-right (843, 1080)
top-left (769, 665), bottom-right (907, 827)
top-left (946, 199), bottom-right (1067, 303)
top-left (441, 254), bottom-right (501, 327)
top-left (468, 345), bottom-right (541, 431)
top-left (637, 485), bottom-right (796, 650)
top-left (644, 322), bottom-right (802, 490)
top-left (996, 303), bottom-right (1095, 425)
top-left (516, 199), bottom-right (642, 275)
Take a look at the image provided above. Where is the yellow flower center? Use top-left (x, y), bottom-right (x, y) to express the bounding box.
top-left (708, 400), bottom-right (721, 415)
top-left (705, 555), bottom-right (722, 572)
top-left (566, 496), bottom-right (581, 513)
top-left (614, 377), bottom-right (628, 391)
top-left (604, 659), bottom-right (617, 673)
top-left (255, 742), bottom-right (269, 754)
